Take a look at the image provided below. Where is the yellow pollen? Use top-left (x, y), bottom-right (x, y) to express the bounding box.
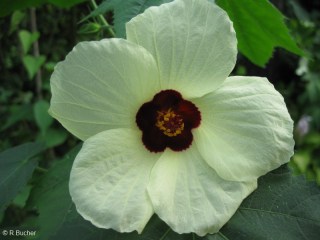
top-left (155, 108), bottom-right (184, 137)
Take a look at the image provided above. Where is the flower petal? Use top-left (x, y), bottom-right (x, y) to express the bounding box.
top-left (126, 0), bottom-right (237, 98)
top-left (69, 129), bottom-right (160, 233)
top-left (147, 145), bottom-right (257, 236)
top-left (194, 76), bottom-right (295, 182)
top-left (49, 38), bottom-right (160, 140)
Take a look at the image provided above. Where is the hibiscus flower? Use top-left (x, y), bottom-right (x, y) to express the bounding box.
top-left (49, 0), bottom-right (294, 236)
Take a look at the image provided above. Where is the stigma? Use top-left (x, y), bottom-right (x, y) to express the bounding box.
top-left (156, 108), bottom-right (185, 137)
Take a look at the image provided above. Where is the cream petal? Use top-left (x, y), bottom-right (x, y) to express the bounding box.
top-left (126, 0), bottom-right (237, 98)
top-left (194, 76), bottom-right (295, 182)
top-left (147, 145), bottom-right (257, 236)
top-left (69, 129), bottom-right (160, 233)
top-left (49, 38), bottom-right (160, 140)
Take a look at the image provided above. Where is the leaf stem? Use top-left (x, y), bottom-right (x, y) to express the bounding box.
top-left (35, 166), bottom-right (48, 173)
top-left (30, 7), bottom-right (43, 99)
top-left (159, 228), bottom-right (171, 240)
top-left (218, 232), bottom-right (230, 240)
top-left (91, 0), bottom-right (116, 37)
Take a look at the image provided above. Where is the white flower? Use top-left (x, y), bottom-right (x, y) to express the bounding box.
top-left (49, 0), bottom-right (294, 236)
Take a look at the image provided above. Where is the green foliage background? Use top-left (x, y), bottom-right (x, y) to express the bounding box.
top-left (0, 0), bottom-right (320, 239)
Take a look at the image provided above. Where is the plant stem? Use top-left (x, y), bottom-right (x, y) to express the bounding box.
top-left (91, 0), bottom-right (116, 37)
top-left (35, 166), bottom-right (48, 173)
top-left (30, 7), bottom-right (43, 100)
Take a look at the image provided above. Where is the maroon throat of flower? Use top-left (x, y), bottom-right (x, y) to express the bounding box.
top-left (136, 90), bottom-right (201, 152)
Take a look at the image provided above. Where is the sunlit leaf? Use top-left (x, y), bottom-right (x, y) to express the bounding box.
top-left (85, 0), bottom-right (302, 67)
top-left (216, 0), bottom-right (304, 67)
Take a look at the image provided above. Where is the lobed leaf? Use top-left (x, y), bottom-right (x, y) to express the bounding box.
top-left (216, 0), bottom-right (304, 67)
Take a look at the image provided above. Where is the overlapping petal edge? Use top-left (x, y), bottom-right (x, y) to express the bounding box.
top-left (49, 0), bottom-right (295, 236)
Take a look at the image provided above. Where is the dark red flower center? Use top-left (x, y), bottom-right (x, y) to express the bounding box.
top-left (136, 90), bottom-right (201, 152)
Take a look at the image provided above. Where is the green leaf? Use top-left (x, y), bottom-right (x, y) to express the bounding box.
top-left (216, 0), bottom-right (304, 67)
top-left (293, 151), bottom-right (311, 173)
top-left (12, 185), bottom-right (33, 208)
top-left (81, 0), bottom-right (114, 22)
top-left (305, 133), bottom-right (320, 146)
top-left (18, 30), bottom-right (39, 54)
top-left (218, 166), bottom-right (320, 239)
top-left (59, 166), bottom-right (320, 239)
top-left (86, 0), bottom-right (170, 38)
top-left (0, 0), bottom-right (43, 17)
top-left (115, 0), bottom-right (172, 38)
top-left (37, 128), bottom-right (68, 148)
top-left (0, 0), bottom-right (87, 17)
top-left (22, 55), bottom-right (46, 80)
top-left (0, 142), bottom-right (44, 213)
top-left (1, 104), bottom-right (33, 132)
top-left (24, 145), bottom-right (83, 239)
top-left (43, 61), bottom-right (57, 72)
top-left (33, 100), bottom-right (54, 135)
top-left (9, 10), bottom-right (26, 35)
top-left (24, 158), bottom-right (320, 239)
top-left (87, 0), bottom-right (302, 66)
top-left (316, 169), bottom-right (320, 186)
top-left (289, 0), bottom-right (310, 22)
top-left (48, 0), bottom-right (88, 8)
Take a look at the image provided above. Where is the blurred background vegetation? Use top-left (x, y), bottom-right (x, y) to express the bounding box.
top-left (0, 0), bottom-right (319, 236)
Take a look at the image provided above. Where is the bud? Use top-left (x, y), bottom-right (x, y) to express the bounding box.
top-left (77, 22), bottom-right (101, 34)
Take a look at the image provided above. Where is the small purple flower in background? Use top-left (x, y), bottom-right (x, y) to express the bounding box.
top-left (296, 115), bottom-right (312, 138)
